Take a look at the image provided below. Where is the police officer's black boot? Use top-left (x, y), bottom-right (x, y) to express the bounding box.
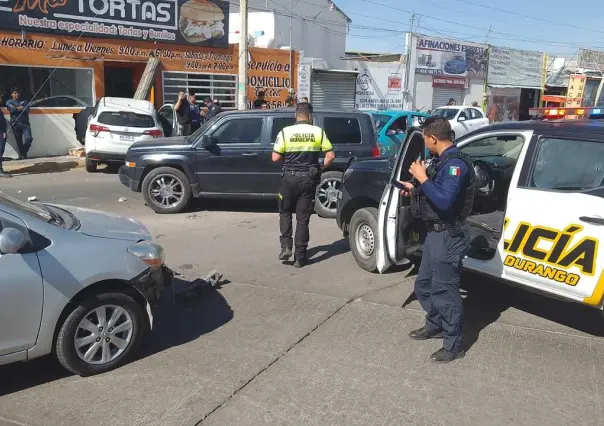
top-left (293, 252), bottom-right (307, 268)
top-left (408, 326), bottom-right (444, 340)
top-left (278, 247), bottom-right (292, 261)
top-left (430, 348), bottom-right (466, 364)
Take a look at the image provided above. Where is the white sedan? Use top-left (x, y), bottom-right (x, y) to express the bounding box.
top-left (432, 106), bottom-right (490, 139)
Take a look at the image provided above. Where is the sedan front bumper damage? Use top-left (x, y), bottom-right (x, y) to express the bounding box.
top-left (131, 265), bottom-right (174, 306)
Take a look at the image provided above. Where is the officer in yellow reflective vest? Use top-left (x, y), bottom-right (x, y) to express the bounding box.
top-left (272, 102), bottom-right (336, 267)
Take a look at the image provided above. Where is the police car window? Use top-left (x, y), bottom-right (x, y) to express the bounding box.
top-left (531, 138), bottom-right (604, 191)
top-left (324, 117), bottom-right (362, 144)
top-left (460, 135), bottom-right (524, 160)
top-left (271, 117), bottom-right (296, 144)
top-left (212, 118), bottom-right (264, 144)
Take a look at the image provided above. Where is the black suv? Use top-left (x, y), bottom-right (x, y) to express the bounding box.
top-left (119, 108), bottom-right (379, 217)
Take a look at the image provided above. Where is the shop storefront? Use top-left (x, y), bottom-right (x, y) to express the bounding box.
top-left (411, 35), bottom-right (487, 112)
top-left (0, 0), bottom-right (297, 158)
top-left (348, 61), bottom-right (405, 111)
top-left (486, 46), bottom-right (544, 122)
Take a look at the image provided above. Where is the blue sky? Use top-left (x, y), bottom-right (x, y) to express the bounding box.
top-left (334, 0), bottom-right (603, 57)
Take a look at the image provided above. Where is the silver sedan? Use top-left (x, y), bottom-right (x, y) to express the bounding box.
top-left (0, 194), bottom-right (170, 376)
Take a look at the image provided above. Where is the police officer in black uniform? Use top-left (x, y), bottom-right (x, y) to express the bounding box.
top-left (398, 116), bottom-right (475, 363)
top-left (272, 102), bottom-right (335, 268)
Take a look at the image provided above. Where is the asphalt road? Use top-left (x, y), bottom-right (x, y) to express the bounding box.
top-left (1, 169), bottom-right (604, 426)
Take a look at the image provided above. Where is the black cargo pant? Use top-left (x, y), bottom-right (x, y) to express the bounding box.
top-left (11, 122), bottom-right (33, 158)
top-left (278, 170), bottom-right (318, 258)
top-left (414, 224), bottom-right (471, 354)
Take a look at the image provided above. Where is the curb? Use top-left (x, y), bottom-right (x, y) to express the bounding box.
top-left (4, 158), bottom-right (85, 175)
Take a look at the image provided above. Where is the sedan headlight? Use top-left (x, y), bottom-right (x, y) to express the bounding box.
top-left (127, 241), bottom-right (165, 268)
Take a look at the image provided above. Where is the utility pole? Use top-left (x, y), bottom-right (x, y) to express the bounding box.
top-left (238, 0), bottom-right (248, 110)
top-left (485, 25), bottom-right (492, 44)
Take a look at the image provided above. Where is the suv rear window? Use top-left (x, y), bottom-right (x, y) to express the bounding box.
top-left (97, 111), bottom-right (155, 128)
top-left (324, 117), bottom-right (362, 144)
top-left (271, 117), bottom-right (296, 143)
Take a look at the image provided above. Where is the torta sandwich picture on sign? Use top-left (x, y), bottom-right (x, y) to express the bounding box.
top-left (179, 0), bottom-right (226, 43)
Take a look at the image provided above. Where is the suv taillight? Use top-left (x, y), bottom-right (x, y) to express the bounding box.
top-left (144, 129), bottom-right (163, 137)
top-left (89, 123), bottom-right (109, 135)
top-left (372, 146), bottom-right (380, 157)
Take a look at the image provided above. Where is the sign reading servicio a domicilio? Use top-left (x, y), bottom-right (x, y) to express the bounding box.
top-left (0, 0), bottom-right (229, 47)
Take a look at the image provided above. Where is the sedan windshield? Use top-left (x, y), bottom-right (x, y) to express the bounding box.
top-left (432, 108), bottom-right (458, 120)
top-left (371, 114), bottom-right (391, 132)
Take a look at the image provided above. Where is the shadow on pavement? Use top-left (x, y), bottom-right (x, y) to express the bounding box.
top-left (401, 270), bottom-right (604, 352)
top-left (0, 278), bottom-right (233, 397)
top-left (192, 198), bottom-right (279, 214)
top-left (308, 238), bottom-right (350, 264)
top-left (6, 161), bottom-right (81, 175)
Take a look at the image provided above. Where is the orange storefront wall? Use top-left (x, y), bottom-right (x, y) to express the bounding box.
top-left (0, 31), bottom-right (298, 109)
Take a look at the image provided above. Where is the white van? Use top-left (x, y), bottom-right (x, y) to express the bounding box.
top-left (85, 98), bottom-right (164, 172)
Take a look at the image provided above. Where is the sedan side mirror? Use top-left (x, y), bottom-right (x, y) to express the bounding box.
top-left (0, 228), bottom-right (27, 255)
top-left (200, 135), bottom-right (216, 148)
top-left (458, 116), bottom-right (467, 122)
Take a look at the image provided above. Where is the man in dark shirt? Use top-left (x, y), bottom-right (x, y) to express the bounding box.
top-left (6, 88), bottom-right (33, 159)
top-left (253, 91), bottom-right (268, 109)
top-left (188, 94), bottom-right (201, 132)
top-left (0, 103), bottom-right (11, 178)
top-left (174, 89), bottom-right (191, 136)
top-left (204, 97), bottom-right (222, 120)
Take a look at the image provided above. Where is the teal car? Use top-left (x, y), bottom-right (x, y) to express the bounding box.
top-left (371, 110), bottom-right (431, 156)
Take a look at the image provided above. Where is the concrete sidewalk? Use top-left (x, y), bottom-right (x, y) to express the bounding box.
top-left (2, 156), bottom-right (85, 175)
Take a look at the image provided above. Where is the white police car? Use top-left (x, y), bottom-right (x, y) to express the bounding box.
top-left (376, 121), bottom-right (604, 311)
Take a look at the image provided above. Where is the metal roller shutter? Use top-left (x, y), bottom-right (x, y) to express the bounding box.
top-left (311, 70), bottom-right (357, 109)
top-left (432, 87), bottom-right (464, 110)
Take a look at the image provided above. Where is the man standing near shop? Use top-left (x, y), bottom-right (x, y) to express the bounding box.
top-left (174, 89), bottom-right (191, 136)
top-left (204, 97), bottom-right (222, 121)
top-left (189, 94), bottom-right (201, 132)
top-left (398, 116), bottom-right (475, 363)
top-left (253, 91), bottom-right (268, 109)
top-left (6, 88), bottom-right (33, 159)
top-left (272, 102), bottom-right (335, 268)
top-left (0, 103), bottom-right (11, 178)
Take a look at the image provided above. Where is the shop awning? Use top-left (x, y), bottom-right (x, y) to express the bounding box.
top-left (487, 84), bottom-right (543, 90)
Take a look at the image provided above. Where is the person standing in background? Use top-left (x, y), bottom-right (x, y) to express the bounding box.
top-left (285, 96), bottom-right (295, 107)
top-left (301, 97), bottom-right (309, 103)
top-left (0, 103), bottom-right (11, 178)
top-left (188, 94), bottom-right (201, 132)
top-left (204, 97), bottom-right (223, 121)
top-left (253, 91), bottom-right (268, 109)
top-left (6, 88), bottom-right (33, 159)
top-left (174, 89), bottom-right (191, 136)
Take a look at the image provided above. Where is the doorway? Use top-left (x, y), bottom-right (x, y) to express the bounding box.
top-left (104, 66), bottom-right (134, 98)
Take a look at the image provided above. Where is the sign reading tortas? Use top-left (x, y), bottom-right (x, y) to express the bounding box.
top-left (0, 0), bottom-right (229, 47)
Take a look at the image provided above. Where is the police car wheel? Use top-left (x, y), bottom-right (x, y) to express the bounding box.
top-left (315, 171), bottom-right (342, 218)
top-left (349, 207), bottom-right (379, 272)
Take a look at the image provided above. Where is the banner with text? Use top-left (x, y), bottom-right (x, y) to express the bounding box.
top-left (0, 31), bottom-right (297, 107)
top-left (578, 48), bottom-right (604, 70)
top-left (350, 61), bottom-right (405, 110)
top-left (415, 35), bottom-right (487, 78)
top-left (487, 46), bottom-right (543, 88)
top-left (0, 0), bottom-right (229, 47)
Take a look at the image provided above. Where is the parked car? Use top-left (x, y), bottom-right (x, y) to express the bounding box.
top-left (0, 193), bottom-right (170, 376)
top-left (432, 105), bottom-right (490, 139)
top-left (337, 120), bottom-right (604, 313)
top-left (119, 109), bottom-right (380, 218)
top-left (85, 98), bottom-right (164, 172)
top-left (370, 110), bottom-right (431, 156)
top-left (443, 55), bottom-right (467, 74)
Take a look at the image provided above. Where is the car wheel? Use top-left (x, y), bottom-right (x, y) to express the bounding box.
top-left (55, 292), bottom-right (147, 376)
top-left (349, 207), bottom-right (379, 272)
top-left (314, 171), bottom-right (342, 219)
top-left (85, 156), bottom-right (97, 173)
top-left (142, 167), bottom-right (192, 214)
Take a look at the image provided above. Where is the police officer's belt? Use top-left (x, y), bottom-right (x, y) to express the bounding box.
top-left (425, 220), bottom-right (466, 232)
top-left (283, 169), bottom-right (312, 176)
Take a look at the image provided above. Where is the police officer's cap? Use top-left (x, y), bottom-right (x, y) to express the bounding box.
top-left (296, 102), bottom-right (313, 115)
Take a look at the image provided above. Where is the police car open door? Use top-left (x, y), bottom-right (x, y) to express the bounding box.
top-left (376, 129), bottom-right (426, 273)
